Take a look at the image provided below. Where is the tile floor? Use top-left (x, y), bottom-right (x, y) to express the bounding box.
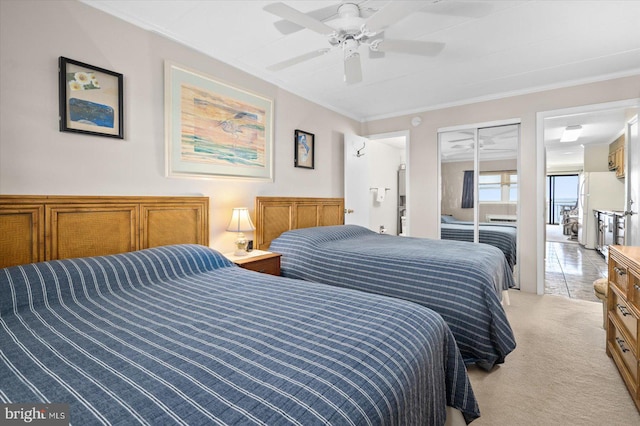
top-left (544, 224), bottom-right (607, 303)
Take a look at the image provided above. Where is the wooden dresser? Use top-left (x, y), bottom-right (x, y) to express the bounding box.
top-left (606, 245), bottom-right (640, 411)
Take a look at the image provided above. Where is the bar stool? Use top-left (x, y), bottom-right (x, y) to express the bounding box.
top-left (593, 277), bottom-right (608, 329)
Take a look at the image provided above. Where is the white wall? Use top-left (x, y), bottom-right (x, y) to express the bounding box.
top-left (584, 144), bottom-right (611, 172)
top-left (363, 75), bottom-right (640, 293)
top-left (0, 0), bottom-right (360, 253)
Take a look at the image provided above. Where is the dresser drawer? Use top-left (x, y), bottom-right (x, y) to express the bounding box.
top-left (610, 322), bottom-right (639, 386)
top-left (629, 268), bottom-right (640, 313)
top-left (610, 288), bottom-right (639, 349)
top-left (610, 255), bottom-right (629, 296)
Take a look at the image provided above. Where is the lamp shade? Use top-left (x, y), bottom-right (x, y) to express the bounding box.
top-left (227, 208), bottom-right (255, 233)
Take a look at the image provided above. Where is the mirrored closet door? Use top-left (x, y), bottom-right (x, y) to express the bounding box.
top-left (439, 122), bottom-right (520, 285)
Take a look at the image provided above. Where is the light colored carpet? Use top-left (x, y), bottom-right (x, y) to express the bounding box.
top-left (467, 290), bottom-right (639, 425)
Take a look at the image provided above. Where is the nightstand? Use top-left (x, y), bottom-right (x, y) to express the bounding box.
top-left (224, 250), bottom-right (281, 276)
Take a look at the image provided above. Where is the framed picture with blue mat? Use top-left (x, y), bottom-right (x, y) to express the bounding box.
top-left (294, 129), bottom-right (314, 169)
top-left (58, 56), bottom-right (123, 139)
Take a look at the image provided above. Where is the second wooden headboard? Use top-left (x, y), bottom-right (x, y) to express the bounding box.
top-left (255, 197), bottom-right (344, 250)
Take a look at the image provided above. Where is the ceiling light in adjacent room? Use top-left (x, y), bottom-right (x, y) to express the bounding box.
top-left (560, 125), bottom-right (583, 142)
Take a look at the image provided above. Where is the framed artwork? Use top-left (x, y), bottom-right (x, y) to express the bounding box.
top-left (165, 61), bottom-right (274, 180)
top-left (58, 57), bottom-right (123, 138)
top-left (294, 129), bottom-right (314, 169)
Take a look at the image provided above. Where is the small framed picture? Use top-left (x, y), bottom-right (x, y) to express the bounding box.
top-left (59, 56), bottom-right (124, 139)
top-left (294, 129), bottom-right (314, 169)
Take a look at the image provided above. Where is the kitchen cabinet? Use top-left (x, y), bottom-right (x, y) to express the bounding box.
top-left (609, 134), bottom-right (625, 179)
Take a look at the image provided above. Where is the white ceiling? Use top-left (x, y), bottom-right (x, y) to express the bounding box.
top-left (82, 0), bottom-right (640, 167)
top-left (544, 105), bottom-right (636, 171)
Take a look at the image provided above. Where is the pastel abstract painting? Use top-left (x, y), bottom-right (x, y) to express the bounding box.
top-left (180, 84), bottom-right (266, 168)
top-left (165, 61), bottom-right (273, 180)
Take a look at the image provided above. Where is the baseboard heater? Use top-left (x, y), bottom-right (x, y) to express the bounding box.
top-left (486, 214), bottom-right (517, 223)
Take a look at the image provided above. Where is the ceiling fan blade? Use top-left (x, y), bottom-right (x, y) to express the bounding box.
top-left (367, 31), bottom-right (386, 59)
top-left (447, 137), bottom-right (473, 144)
top-left (267, 49), bottom-right (330, 71)
top-left (369, 49), bottom-right (386, 59)
top-left (451, 143), bottom-right (473, 149)
top-left (493, 127), bottom-right (519, 137)
top-left (264, 2), bottom-right (336, 35)
top-left (344, 53), bottom-right (362, 85)
top-left (272, 3), bottom-right (341, 35)
top-left (376, 39), bottom-right (445, 56)
top-left (364, 1), bottom-right (427, 32)
top-left (273, 20), bottom-right (306, 35)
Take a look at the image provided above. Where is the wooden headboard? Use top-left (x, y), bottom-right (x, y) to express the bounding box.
top-left (0, 195), bottom-right (209, 268)
top-left (255, 197), bottom-right (344, 250)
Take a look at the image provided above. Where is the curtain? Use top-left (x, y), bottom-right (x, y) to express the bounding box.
top-left (461, 170), bottom-right (474, 208)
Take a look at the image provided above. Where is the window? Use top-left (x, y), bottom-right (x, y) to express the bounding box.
top-left (546, 174), bottom-right (579, 224)
top-left (478, 171), bottom-right (517, 203)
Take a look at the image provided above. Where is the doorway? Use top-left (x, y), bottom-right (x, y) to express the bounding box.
top-left (344, 131), bottom-right (409, 236)
top-left (536, 98), bottom-right (640, 296)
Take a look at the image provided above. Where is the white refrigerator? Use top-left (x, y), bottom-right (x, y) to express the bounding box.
top-left (578, 171), bottom-right (625, 249)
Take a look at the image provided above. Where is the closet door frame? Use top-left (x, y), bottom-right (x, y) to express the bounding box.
top-left (438, 118), bottom-right (521, 286)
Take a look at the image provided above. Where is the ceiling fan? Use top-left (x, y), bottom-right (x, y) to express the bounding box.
top-left (263, 1), bottom-right (446, 84)
top-left (269, 1), bottom-right (493, 35)
top-left (442, 142), bottom-right (514, 160)
top-left (449, 142), bottom-right (512, 152)
top-left (447, 126), bottom-right (518, 148)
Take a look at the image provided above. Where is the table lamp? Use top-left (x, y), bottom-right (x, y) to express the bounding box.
top-left (227, 207), bottom-right (255, 256)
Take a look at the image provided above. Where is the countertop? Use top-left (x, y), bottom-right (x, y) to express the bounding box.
top-left (593, 209), bottom-right (625, 215)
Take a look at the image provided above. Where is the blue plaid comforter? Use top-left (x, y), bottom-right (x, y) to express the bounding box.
top-left (440, 222), bottom-right (517, 270)
top-left (0, 244), bottom-right (479, 425)
top-left (270, 225), bottom-right (516, 370)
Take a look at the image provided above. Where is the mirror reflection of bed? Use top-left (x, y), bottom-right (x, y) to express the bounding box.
top-left (439, 123), bottom-right (519, 281)
top-left (440, 213), bottom-right (517, 272)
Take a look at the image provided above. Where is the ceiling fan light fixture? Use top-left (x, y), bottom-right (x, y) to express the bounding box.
top-left (369, 38), bottom-right (382, 51)
top-left (343, 37), bottom-right (359, 59)
top-left (332, 3), bottom-right (365, 33)
top-left (560, 125), bottom-right (583, 142)
top-left (343, 42), bottom-right (362, 84)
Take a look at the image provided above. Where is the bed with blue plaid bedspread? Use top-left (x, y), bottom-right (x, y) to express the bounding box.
top-left (270, 225), bottom-right (516, 371)
top-left (0, 244), bottom-right (479, 425)
top-left (440, 221), bottom-right (517, 270)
